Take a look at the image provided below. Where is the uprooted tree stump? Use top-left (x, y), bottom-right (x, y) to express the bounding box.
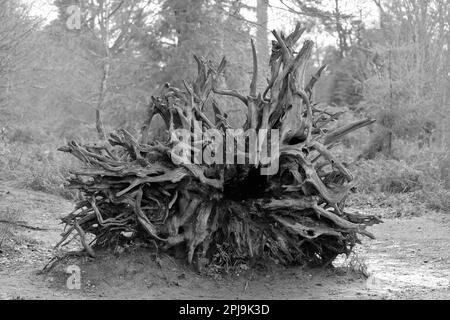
top-left (56, 24), bottom-right (381, 268)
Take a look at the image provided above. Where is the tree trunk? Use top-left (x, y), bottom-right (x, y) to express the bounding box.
top-left (256, 0), bottom-right (269, 83)
top-left (334, 0), bottom-right (348, 59)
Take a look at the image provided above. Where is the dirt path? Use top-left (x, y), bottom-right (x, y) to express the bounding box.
top-left (0, 187), bottom-right (449, 299)
top-left (356, 213), bottom-right (450, 299)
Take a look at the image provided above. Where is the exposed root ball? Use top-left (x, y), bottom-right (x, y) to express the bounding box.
top-left (56, 24), bottom-right (380, 268)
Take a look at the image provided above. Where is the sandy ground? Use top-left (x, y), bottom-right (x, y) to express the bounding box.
top-left (0, 187), bottom-right (449, 300)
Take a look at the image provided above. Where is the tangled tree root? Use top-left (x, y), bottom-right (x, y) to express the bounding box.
top-left (56, 24), bottom-right (380, 268)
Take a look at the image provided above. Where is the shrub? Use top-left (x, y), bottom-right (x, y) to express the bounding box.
top-left (352, 158), bottom-right (423, 194)
top-left (0, 140), bottom-right (76, 199)
top-left (350, 141), bottom-right (450, 213)
top-left (6, 126), bottom-right (49, 145)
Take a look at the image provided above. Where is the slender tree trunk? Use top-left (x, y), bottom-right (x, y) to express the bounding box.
top-left (256, 0), bottom-right (269, 84)
top-left (334, 0), bottom-right (347, 59)
top-left (95, 0), bottom-right (110, 141)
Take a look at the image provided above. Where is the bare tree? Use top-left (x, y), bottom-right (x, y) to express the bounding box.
top-left (0, 0), bottom-right (39, 115)
top-left (59, 0), bottom-right (154, 140)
